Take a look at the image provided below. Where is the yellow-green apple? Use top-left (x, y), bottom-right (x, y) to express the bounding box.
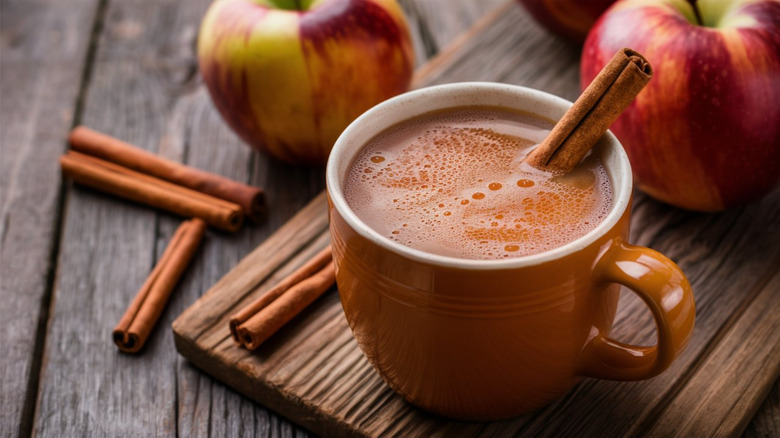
top-left (518, 0), bottom-right (616, 43)
top-left (198, 0), bottom-right (414, 165)
top-left (582, 0), bottom-right (780, 211)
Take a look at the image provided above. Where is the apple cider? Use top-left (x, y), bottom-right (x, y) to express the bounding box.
top-left (344, 106), bottom-right (613, 260)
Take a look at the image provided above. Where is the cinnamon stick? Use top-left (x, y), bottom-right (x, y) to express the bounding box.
top-left (69, 126), bottom-right (266, 221)
top-left (113, 218), bottom-right (206, 353)
top-left (60, 151), bottom-right (243, 232)
top-left (231, 246), bottom-right (335, 350)
top-left (524, 48), bottom-right (653, 173)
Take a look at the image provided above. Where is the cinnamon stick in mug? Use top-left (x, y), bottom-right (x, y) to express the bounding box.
top-left (69, 126), bottom-right (266, 221)
top-left (113, 218), bottom-right (206, 353)
top-left (60, 151), bottom-right (243, 232)
top-left (524, 48), bottom-right (652, 173)
top-left (230, 246), bottom-right (335, 350)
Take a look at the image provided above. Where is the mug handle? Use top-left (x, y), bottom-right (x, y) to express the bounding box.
top-left (577, 240), bottom-right (696, 380)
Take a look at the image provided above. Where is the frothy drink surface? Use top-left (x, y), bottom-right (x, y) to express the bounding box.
top-left (344, 106), bottom-right (613, 260)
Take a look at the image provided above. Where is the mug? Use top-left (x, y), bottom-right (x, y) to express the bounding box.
top-left (326, 82), bottom-right (695, 421)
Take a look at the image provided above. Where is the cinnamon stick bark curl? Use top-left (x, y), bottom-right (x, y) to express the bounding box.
top-left (230, 246), bottom-right (335, 350)
top-left (524, 48), bottom-right (653, 173)
top-left (113, 218), bottom-right (206, 353)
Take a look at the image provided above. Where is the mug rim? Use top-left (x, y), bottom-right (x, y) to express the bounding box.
top-left (326, 82), bottom-right (632, 270)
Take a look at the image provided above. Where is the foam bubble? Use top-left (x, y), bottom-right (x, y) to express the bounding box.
top-left (344, 106), bottom-right (612, 260)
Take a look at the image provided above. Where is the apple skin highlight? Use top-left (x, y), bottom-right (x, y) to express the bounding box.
top-left (198, 0), bottom-right (414, 165)
top-left (582, 0), bottom-right (780, 211)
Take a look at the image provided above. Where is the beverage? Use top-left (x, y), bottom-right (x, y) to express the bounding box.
top-left (329, 83), bottom-right (694, 420)
top-left (344, 106), bottom-right (613, 260)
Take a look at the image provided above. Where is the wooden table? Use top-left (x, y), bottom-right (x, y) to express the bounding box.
top-left (1, 0), bottom-right (778, 436)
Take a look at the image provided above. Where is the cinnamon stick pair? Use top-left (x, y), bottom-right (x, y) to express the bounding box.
top-left (114, 218), bottom-right (206, 353)
top-left (61, 151), bottom-right (243, 232)
top-left (230, 246), bottom-right (336, 350)
top-left (525, 48), bottom-right (653, 173)
top-left (69, 127), bottom-right (266, 220)
top-left (61, 127), bottom-right (267, 231)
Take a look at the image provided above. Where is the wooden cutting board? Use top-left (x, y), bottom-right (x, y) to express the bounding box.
top-left (173, 3), bottom-right (780, 436)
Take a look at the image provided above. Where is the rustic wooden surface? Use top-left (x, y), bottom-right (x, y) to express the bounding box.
top-left (172, 4), bottom-right (780, 434)
top-left (1, 0), bottom-right (778, 436)
top-left (1, 0), bottom-right (102, 436)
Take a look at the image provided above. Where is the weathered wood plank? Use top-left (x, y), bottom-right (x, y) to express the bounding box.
top-left (0, 0), bottom-right (100, 436)
top-left (173, 2), bottom-right (780, 437)
top-left (32, 1), bottom-right (216, 436)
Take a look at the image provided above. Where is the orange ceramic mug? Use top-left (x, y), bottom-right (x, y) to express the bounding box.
top-left (326, 83), bottom-right (695, 421)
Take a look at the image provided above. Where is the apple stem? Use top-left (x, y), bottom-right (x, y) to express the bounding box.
top-left (686, 0), bottom-right (703, 25)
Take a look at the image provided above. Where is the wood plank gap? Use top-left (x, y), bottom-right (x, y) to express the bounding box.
top-left (174, 361), bottom-right (180, 438)
top-left (246, 148), bottom-right (257, 189)
top-left (70, 0), bottom-right (111, 130)
top-left (208, 376), bottom-right (214, 438)
top-left (206, 333), bottom-right (235, 355)
top-left (631, 255), bottom-right (780, 437)
top-left (23, 1), bottom-right (110, 437)
top-left (406, 2), bottom-right (438, 61)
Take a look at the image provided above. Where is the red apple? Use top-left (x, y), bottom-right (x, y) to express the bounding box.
top-left (582, 0), bottom-right (780, 211)
top-left (198, 0), bottom-right (414, 165)
top-left (518, 0), bottom-right (616, 43)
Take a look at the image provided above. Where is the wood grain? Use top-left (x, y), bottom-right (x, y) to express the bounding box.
top-left (174, 2), bottom-right (780, 437)
top-left (0, 0), bottom-right (101, 436)
top-left (744, 378), bottom-right (780, 438)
